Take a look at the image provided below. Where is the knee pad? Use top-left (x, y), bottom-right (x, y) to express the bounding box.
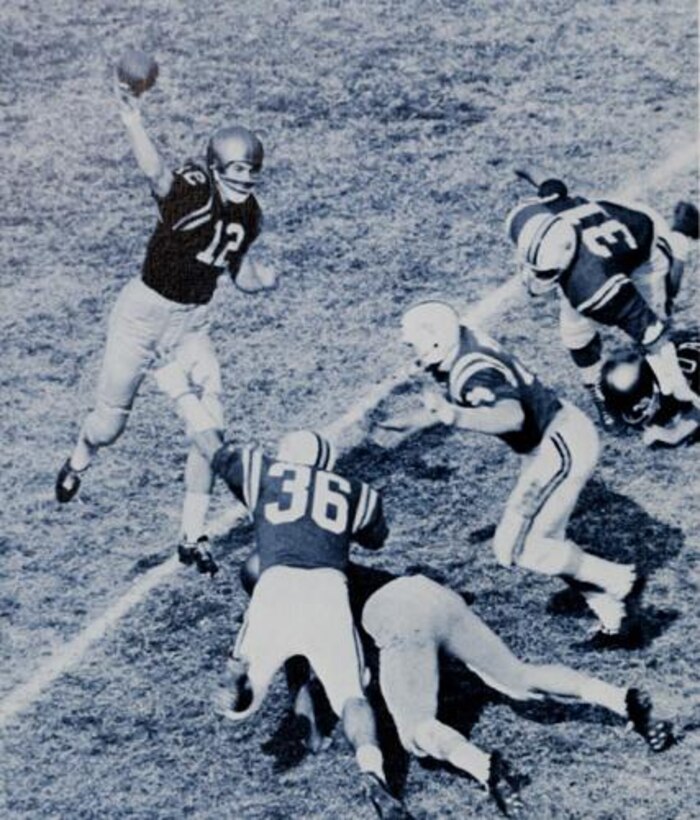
top-left (82, 403), bottom-right (130, 448)
top-left (516, 536), bottom-right (582, 577)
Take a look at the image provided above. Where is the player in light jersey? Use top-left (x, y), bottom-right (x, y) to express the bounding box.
top-left (362, 572), bottom-right (673, 814)
top-left (55, 76), bottom-right (276, 573)
top-left (378, 300), bottom-right (640, 647)
top-left (506, 182), bottom-right (698, 430)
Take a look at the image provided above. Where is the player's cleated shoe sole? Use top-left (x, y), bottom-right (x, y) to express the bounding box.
top-left (55, 459), bottom-right (82, 503)
top-left (178, 537), bottom-right (219, 576)
top-left (487, 751), bottom-right (525, 818)
top-left (362, 773), bottom-right (412, 819)
top-left (625, 688), bottom-right (675, 752)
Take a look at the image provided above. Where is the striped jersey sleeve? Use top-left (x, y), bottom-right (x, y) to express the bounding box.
top-left (575, 275), bottom-right (662, 344)
top-left (211, 443), bottom-right (265, 510)
top-left (449, 351), bottom-right (520, 408)
top-left (351, 482), bottom-right (388, 550)
top-left (153, 162), bottom-right (214, 233)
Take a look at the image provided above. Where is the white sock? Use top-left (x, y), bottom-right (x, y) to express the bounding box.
top-left (180, 492), bottom-right (211, 542)
top-left (584, 591), bottom-right (625, 633)
top-left (70, 435), bottom-right (95, 472)
top-left (577, 555), bottom-right (635, 599)
top-left (356, 744), bottom-right (385, 781)
top-left (448, 742), bottom-right (491, 785)
top-left (579, 680), bottom-right (628, 717)
top-left (670, 232), bottom-right (689, 262)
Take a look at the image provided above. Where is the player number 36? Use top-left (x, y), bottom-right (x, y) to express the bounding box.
top-left (264, 464), bottom-right (351, 534)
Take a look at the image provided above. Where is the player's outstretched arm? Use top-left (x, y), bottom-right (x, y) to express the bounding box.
top-left (114, 73), bottom-right (173, 198)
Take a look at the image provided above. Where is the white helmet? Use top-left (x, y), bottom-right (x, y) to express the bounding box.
top-left (515, 212), bottom-right (577, 294)
top-left (277, 430), bottom-right (336, 470)
top-left (401, 300), bottom-right (460, 368)
top-left (207, 126), bottom-right (263, 203)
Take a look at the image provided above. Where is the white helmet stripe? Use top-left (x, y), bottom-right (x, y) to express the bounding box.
top-left (528, 215), bottom-right (558, 267)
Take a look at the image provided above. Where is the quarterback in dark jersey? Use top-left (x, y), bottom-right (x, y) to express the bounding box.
top-left (602, 333), bottom-right (700, 447)
top-left (506, 182), bottom-right (698, 430)
top-left (377, 301), bottom-right (639, 644)
top-left (149, 365), bottom-right (409, 818)
top-left (55, 77), bottom-right (276, 568)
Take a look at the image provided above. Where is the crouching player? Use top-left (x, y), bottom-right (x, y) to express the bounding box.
top-left (601, 333), bottom-right (700, 448)
top-left (382, 301), bottom-right (639, 647)
top-left (363, 572), bottom-right (674, 816)
top-left (153, 362), bottom-right (409, 819)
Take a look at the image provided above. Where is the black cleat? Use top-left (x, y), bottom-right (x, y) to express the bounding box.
top-left (55, 459), bottom-right (82, 503)
top-left (672, 201), bottom-right (699, 240)
top-left (487, 752), bottom-right (525, 818)
top-left (362, 772), bottom-right (412, 819)
top-left (584, 382), bottom-right (625, 435)
top-left (177, 536), bottom-right (218, 576)
top-left (625, 688), bottom-right (675, 752)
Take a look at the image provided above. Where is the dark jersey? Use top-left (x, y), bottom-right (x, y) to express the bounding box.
top-left (141, 162), bottom-right (263, 305)
top-left (510, 196), bottom-right (661, 344)
top-left (635, 336), bottom-right (700, 429)
top-left (212, 444), bottom-right (388, 574)
top-left (433, 326), bottom-right (562, 454)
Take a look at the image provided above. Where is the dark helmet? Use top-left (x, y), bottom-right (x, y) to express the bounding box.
top-left (600, 350), bottom-right (660, 427)
top-left (206, 125), bottom-right (264, 171)
top-left (206, 126), bottom-right (263, 202)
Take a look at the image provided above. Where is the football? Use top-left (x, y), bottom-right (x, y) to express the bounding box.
top-left (116, 48), bottom-right (159, 96)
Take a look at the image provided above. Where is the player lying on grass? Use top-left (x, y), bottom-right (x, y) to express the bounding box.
top-left (601, 332), bottom-right (700, 448)
top-left (239, 557), bottom-right (674, 817)
top-left (56, 69), bottom-right (276, 574)
top-left (377, 300), bottom-right (641, 648)
top-left (506, 178), bottom-right (699, 431)
top-left (151, 364), bottom-right (411, 819)
top-left (362, 571), bottom-right (675, 817)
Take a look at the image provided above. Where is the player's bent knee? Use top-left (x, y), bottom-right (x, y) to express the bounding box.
top-left (201, 392), bottom-right (225, 431)
top-left (516, 536), bottom-right (581, 577)
top-left (83, 404), bottom-right (130, 447)
top-left (561, 319), bottom-right (598, 352)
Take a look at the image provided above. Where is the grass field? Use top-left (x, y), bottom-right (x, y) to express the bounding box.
top-left (1, 1), bottom-right (698, 818)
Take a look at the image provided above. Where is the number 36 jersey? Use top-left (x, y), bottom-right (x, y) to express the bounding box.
top-left (141, 162), bottom-right (263, 305)
top-left (212, 444), bottom-right (389, 574)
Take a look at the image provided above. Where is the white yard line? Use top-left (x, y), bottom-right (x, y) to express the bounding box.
top-left (1, 137), bottom-right (696, 730)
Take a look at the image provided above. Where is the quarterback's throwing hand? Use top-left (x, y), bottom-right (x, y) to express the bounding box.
top-left (113, 70), bottom-right (141, 126)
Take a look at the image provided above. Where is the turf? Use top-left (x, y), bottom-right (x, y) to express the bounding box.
top-left (1, 1), bottom-right (698, 818)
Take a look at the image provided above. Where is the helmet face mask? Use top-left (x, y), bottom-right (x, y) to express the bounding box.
top-left (277, 430), bottom-right (336, 470)
top-left (601, 354), bottom-right (660, 426)
top-left (401, 301), bottom-right (460, 369)
top-left (207, 126), bottom-right (263, 203)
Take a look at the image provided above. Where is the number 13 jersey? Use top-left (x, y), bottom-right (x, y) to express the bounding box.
top-left (142, 162), bottom-right (263, 305)
top-left (212, 444), bottom-right (389, 573)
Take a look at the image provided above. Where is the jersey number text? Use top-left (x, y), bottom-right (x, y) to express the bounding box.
top-left (264, 464), bottom-right (351, 534)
